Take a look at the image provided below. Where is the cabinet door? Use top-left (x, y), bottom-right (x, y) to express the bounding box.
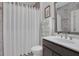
top-left (43, 46), bottom-right (52, 56)
top-left (52, 51), bottom-right (60, 56)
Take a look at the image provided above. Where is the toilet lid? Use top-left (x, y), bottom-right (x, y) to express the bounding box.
top-left (31, 45), bottom-right (42, 51)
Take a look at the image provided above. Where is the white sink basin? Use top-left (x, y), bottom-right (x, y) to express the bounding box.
top-left (48, 37), bottom-right (74, 44)
top-left (56, 38), bottom-right (74, 44)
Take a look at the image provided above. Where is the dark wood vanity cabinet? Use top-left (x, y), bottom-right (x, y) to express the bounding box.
top-left (43, 39), bottom-right (79, 56)
top-left (43, 46), bottom-right (53, 56)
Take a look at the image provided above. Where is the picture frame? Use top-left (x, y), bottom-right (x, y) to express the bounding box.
top-left (44, 5), bottom-right (50, 18)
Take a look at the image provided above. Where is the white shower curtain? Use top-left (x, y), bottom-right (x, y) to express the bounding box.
top-left (3, 2), bottom-right (40, 56)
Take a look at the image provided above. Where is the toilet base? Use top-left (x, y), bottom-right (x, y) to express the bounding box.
top-left (31, 45), bottom-right (42, 56)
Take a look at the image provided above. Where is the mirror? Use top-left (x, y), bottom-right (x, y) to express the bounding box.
top-left (55, 2), bottom-right (79, 33)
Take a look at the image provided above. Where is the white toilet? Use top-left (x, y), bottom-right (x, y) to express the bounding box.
top-left (31, 45), bottom-right (42, 56)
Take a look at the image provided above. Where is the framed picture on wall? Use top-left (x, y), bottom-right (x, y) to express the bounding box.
top-left (44, 5), bottom-right (50, 18)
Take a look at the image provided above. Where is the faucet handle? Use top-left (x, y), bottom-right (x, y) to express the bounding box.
top-left (69, 36), bottom-right (72, 40)
top-left (59, 33), bottom-right (63, 38)
top-left (60, 35), bottom-right (63, 38)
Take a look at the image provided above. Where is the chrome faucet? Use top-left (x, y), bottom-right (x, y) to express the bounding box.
top-left (58, 32), bottom-right (72, 40)
top-left (64, 33), bottom-right (68, 39)
top-left (64, 33), bottom-right (72, 40)
top-left (69, 36), bottom-right (72, 40)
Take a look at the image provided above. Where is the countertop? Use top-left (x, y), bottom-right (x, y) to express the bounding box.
top-left (43, 36), bottom-right (79, 53)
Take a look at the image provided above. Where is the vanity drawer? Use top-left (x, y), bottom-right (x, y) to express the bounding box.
top-left (43, 39), bottom-right (79, 56)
